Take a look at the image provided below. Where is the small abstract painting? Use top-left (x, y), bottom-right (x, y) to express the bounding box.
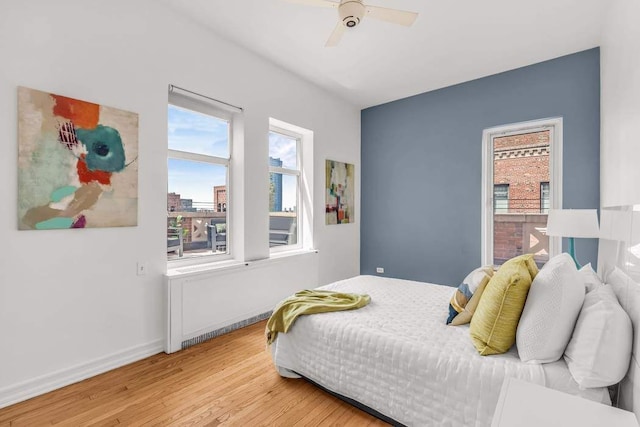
top-left (18, 87), bottom-right (138, 230)
top-left (325, 159), bottom-right (355, 225)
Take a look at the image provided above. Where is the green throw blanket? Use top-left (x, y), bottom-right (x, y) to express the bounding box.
top-left (266, 289), bottom-right (371, 345)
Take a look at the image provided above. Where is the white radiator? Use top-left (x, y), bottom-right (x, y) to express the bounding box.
top-left (165, 251), bottom-right (319, 353)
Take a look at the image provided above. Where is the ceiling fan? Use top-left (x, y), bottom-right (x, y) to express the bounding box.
top-left (285, 0), bottom-right (418, 47)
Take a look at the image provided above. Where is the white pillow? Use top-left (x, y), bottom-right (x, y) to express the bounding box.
top-left (564, 284), bottom-right (632, 388)
top-left (579, 263), bottom-right (603, 293)
top-left (516, 253), bottom-right (585, 363)
top-left (607, 267), bottom-right (640, 322)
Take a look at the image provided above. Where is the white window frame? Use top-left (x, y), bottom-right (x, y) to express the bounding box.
top-left (167, 90), bottom-right (235, 264)
top-left (269, 125), bottom-right (302, 253)
top-left (481, 117), bottom-right (563, 266)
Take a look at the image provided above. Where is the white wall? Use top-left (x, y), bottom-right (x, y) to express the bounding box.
top-left (600, 0), bottom-right (640, 207)
top-left (0, 0), bottom-right (360, 406)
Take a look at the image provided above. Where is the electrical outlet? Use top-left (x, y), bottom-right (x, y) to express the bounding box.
top-left (137, 262), bottom-right (147, 276)
top-left (376, 267), bottom-right (384, 274)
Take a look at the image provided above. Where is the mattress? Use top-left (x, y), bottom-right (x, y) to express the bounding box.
top-left (271, 275), bottom-right (609, 426)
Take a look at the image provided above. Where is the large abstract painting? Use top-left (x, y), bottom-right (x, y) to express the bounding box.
top-left (18, 86), bottom-right (138, 230)
top-left (325, 159), bottom-right (355, 225)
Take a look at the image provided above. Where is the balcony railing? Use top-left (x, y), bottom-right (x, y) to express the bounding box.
top-left (168, 201), bottom-right (216, 212)
top-left (494, 213), bottom-right (549, 267)
top-left (494, 197), bottom-right (549, 214)
top-left (167, 210), bottom-right (296, 259)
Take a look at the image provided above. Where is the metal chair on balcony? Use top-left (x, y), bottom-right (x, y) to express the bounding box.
top-left (167, 227), bottom-right (183, 257)
top-left (269, 216), bottom-right (297, 247)
top-left (207, 221), bottom-right (227, 252)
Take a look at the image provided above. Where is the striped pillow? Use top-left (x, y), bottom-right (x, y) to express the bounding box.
top-left (446, 266), bottom-right (494, 326)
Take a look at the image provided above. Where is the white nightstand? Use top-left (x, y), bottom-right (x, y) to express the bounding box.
top-left (491, 377), bottom-right (639, 427)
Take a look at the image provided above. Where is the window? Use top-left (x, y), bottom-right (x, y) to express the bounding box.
top-left (269, 126), bottom-right (301, 251)
top-left (540, 182), bottom-right (550, 213)
top-left (167, 90), bottom-right (232, 260)
top-left (494, 184), bottom-right (509, 213)
top-left (482, 118), bottom-right (562, 268)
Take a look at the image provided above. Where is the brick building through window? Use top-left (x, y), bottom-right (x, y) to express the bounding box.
top-left (213, 185), bottom-right (227, 212)
top-left (167, 192), bottom-right (181, 212)
top-left (492, 130), bottom-right (550, 266)
top-left (493, 130), bottom-right (550, 213)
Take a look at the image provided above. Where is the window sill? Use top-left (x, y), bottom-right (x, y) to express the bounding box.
top-left (166, 259), bottom-right (247, 278)
top-left (166, 249), bottom-right (318, 279)
top-left (269, 248), bottom-right (318, 260)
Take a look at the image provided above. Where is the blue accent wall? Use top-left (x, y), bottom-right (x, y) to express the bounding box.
top-left (361, 48), bottom-right (600, 286)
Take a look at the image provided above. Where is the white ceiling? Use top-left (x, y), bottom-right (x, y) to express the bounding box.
top-left (162, 0), bottom-right (608, 108)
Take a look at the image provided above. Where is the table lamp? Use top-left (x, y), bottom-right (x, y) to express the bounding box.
top-left (546, 209), bottom-right (599, 268)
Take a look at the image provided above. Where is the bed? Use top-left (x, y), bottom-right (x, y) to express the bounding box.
top-left (270, 274), bottom-right (613, 426)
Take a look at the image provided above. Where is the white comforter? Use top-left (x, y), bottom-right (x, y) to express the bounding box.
top-left (271, 275), bottom-right (594, 426)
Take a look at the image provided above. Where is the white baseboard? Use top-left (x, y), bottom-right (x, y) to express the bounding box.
top-left (0, 339), bottom-right (163, 409)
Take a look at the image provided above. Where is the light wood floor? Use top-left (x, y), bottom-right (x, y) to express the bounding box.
top-left (0, 321), bottom-right (388, 426)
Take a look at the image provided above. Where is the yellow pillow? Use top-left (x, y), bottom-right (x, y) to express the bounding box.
top-left (470, 254), bottom-right (538, 355)
top-left (523, 255), bottom-right (539, 281)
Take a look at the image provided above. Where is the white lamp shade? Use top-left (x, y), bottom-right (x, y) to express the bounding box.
top-left (546, 209), bottom-right (599, 238)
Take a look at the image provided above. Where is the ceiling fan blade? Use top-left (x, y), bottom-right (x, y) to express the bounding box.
top-left (283, 0), bottom-right (339, 8)
top-left (365, 5), bottom-right (418, 26)
top-left (325, 22), bottom-right (346, 47)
